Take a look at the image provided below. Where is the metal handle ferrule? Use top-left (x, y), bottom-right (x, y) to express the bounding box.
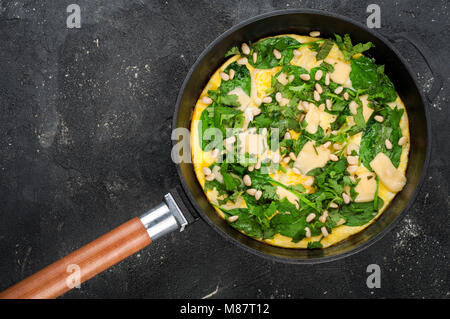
top-left (139, 193), bottom-right (188, 241)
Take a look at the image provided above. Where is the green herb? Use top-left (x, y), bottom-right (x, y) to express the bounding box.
top-left (316, 39), bottom-right (334, 60)
top-left (334, 34), bottom-right (374, 60)
top-left (225, 46), bottom-right (240, 57)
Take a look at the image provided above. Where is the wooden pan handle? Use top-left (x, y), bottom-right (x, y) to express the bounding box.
top-left (0, 217), bottom-right (151, 299)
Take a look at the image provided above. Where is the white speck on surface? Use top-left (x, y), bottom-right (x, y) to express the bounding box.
top-left (201, 283), bottom-right (220, 299)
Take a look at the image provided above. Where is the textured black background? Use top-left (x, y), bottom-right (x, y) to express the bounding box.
top-left (0, 0), bottom-right (448, 298)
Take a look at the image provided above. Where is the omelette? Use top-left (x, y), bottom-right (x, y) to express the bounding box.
top-left (190, 33), bottom-right (410, 249)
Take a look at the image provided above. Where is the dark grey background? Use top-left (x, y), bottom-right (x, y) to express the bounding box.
top-left (0, 0), bottom-right (448, 298)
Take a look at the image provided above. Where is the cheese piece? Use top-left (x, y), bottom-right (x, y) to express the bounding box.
top-left (290, 46), bottom-right (321, 70)
top-left (349, 95), bottom-right (373, 123)
top-left (354, 171), bottom-right (377, 202)
top-left (228, 87), bottom-right (251, 110)
top-left (360, 95), bottom-right (373, 122)
top-left (276, 186), bottom-right (299, 208)
top-left (294, 140), bottom-right (331, 174)
top-left (324, 57), bottom-right (351, 85)
top-left (304, 104), bottom-right (320, 134)
top-left (370, 152), bottom-right (406, 192)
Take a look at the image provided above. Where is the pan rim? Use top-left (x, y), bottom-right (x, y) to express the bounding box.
top-left (172, 8), bottom-right (432, 264)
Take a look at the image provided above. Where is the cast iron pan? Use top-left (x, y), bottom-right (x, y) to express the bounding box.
top-left (0, 9), bottom-right (437, 298)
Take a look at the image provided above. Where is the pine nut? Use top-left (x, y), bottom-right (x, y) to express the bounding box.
top-left (385, 139), bottom-right (393, 150)
top-left (302, 101), bottom-right (310, 110)
top-left (333, 143), bottom-right (343, 150)
top-left (325, 73), bottom-right (330, 86)
top-left (289, 152), bottom-right (297, 161)
top-left (319, 210), bottom-right (328, 223)
top-left (314, 90), bottom-right (320, 101)
top-left (305, 227), bottom-right (311, 238)
top-left (288, 74), bottom-right (295, 82)
top-left (228, 215), bottom-right (239, 222)
top-left (246, 188), bottom-right (257, 196)
top-left (347, 165), bottom-right (358, 174)
top-left (347, 155), bottom-right (358, 165)
top-left (273, 49), bottom-right (282, 59)
top-left (326, 99), bottom-right (332, 111)
top-left (202, 167), bottom-right (212, 175)
top-left (228, 69), bottom-right (235, 80)
top-left (284, 132), bottom-right (291, 140)
top-left (329, 202), bottom-right (338, 208)
top-left (398, 136), bottom-right (408, 146)
top-left (331, 130), bottom-right (338, 136)
top-left (248, 165), bottom-right (254, 172)
top-left (237, 57), bottom-right (248, 65)
top-left (310, 31), bottom-right (320, 37)
top-left (342, 192), bottom-right (351, 204)
top-left (220, 71), bottom-right (229, 81)
top-left (262, 96), bottom-right (272, 103)
top-left (275, 92), bottom-right (283, 102)
top-left (255, 190), bottom-right (262, 200)
top-left (243, 174), bottom-right (252, 186)
top-left (306, 213), bottom-right (316, 223)
top-left (336, 218), bottom-right (346, 226)
top-left (283, 157), bottom-right (291, 164)
top-left (201, 96), bottom-right (213, 104)
top-left (374, 115), bottom-right (384, 122)
top-left (318, 104), bottom-right (325, 112)
top-left (211, 148), bottom-right (219, 158)
top-left (252, 108), bottom-right (261, 116)
top-left (255, 159), bottom-right (261, 170)
top-left (293, 167), bottom-right (301, 175)
top-left (252, 52), bottom-right (257, 63)
top-left (344, 92), bottom-right (349, 100)
top-left (315, 69), bottom-right (323, 81)
top-left (205, 173), bottom-right (215, 181)
top-left (334, 86), bottom-right (343, 94)
top-left (330, 154), bottom-right (339, 161)
top-left (321, 226), bottom-right (329, 237)
top-left (300, 73), bottom-right (311, 81)
top-left (241, 43), bottom-right (250, 55)
top-left (315, 83), bottom-right (323, 94)
top-left (323, 141), bottom-right (331, 148)
top-left (304, 177), bottom-right (314, 186)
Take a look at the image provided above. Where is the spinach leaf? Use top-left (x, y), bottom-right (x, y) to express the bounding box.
top-left (316, 39), bottom-right (334, 61)
top-left (350, 56), bottom-right (397, 103)
top-left (340, 197), bottom-right (384, 226)
top-left (249, 36), bottom-right (301, 69)
top-left (221, 62), bottom-right (252, 96)
top-left (307, 241), bottom-right (323, 249)
top-left (225, 208), bottom-right (264, 238)
top-left (360, 106), bottom-right (404, 169)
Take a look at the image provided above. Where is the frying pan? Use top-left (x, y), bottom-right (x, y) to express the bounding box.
top-left (0, 9), bottom-right (438, 298)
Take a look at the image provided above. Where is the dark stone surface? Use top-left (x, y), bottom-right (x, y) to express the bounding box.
top-left (0, 0), bottom-right (448, 298)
